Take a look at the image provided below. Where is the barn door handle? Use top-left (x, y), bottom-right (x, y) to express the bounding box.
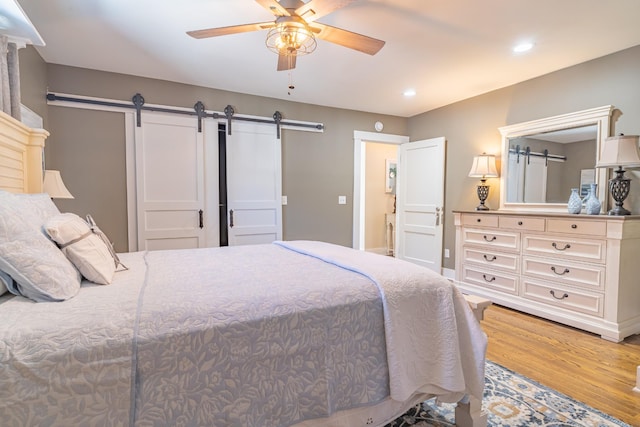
top-left (198, 209), bottom-right (204, 229)
top-left (229, 209), bottom-right (234, 228)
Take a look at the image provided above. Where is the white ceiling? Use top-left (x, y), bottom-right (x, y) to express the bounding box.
top-left (12, 0), bottom-right (640, 117)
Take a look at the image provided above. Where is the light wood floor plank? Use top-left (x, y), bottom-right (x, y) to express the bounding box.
top-left (482, 304), bottom-right (640, 426)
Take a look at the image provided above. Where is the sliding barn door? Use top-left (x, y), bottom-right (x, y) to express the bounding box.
top-left (226, 121), bottom-right (282, 245)
top-left (135, 112), bottom-right (206, 250)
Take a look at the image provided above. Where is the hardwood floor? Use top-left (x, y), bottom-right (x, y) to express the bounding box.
top-left (482, 304), bottom-right (640, 426)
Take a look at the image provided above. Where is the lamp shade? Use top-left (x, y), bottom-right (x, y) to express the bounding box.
top-left (468, 154), bottom-right (499, 178)
top-left (597, 135), bottom-right (640, 168)
top-left (43, 170), bottom-right (74, 199)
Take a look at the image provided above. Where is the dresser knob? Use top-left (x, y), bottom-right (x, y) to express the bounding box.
top-left (571, 224), bottom-right (577, 229)
top-left (518, 221), bottom-right (523, 226)
top-left (477, 218), bottom-right (481, 222)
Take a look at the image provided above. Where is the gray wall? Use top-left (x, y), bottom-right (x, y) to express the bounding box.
top-left (408, 44), bottom-right (640, 269)
top-left (19, 44), bottom-right (640, 271)
top-left (40, 65), bottom-right (407, 251)
top-left (19, 46), bottom-right (48, 127)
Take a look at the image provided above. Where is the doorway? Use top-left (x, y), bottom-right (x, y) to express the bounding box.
top-left (353, 131), bottom-right (446, 274)
top-left (352, 130), bottom-right (408, 251)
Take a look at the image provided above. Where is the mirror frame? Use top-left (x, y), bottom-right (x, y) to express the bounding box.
top-left (498, 105), bottom-right (615, 212)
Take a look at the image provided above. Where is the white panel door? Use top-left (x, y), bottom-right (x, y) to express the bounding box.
top-left (135, 112), bottom-right (205, 250)
top-left (226, 121), bottom-right (282, 245)
top-left (396, 137), bottom-right (445, 273)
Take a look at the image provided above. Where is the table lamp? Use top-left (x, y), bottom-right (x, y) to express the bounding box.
top-left (596, 134), bottom-right (640, 215)
top-left (468, 153), bottom-right (499, 211)
top-left (43, 170), bottom-right (74, 199)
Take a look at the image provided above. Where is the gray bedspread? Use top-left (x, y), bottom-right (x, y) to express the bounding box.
top-left (0, 241), bottom-right (485, 427)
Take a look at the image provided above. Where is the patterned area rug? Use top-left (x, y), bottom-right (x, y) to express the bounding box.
top-left (385, 361), bottom-right (630, 427)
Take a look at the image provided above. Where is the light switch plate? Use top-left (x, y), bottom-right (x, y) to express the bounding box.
top-left (338, 196), bottom-right (346, 205)
top-left (282, 195), bottom-right (287, 205)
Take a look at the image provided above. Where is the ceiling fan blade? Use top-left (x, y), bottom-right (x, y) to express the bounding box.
top-left (255, 0), bottom-right (291, 17)
top-left (187, 22), bottom-right (274, 39)
top-left (312, 22), bottom-right (385, 55)
top-left (277, 53), bottom-right (297, 71)
top-left (295, 0), bottom-right (357, 23)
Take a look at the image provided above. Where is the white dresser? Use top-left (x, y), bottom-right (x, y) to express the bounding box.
top-left (454, 211), bottom-right (640, 342)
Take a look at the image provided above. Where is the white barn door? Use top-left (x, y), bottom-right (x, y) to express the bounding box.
top-left (396, 137), bottom-right (445, 273)
top-left (135, 112), bottom-right (206, 250)
top-left (226, 121), bottom-right (282, 245)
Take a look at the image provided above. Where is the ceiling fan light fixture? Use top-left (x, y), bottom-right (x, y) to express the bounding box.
top-left (266, 18), bottom-right (317, 56)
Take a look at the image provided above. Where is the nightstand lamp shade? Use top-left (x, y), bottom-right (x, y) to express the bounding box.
top-left (596, 134), bottom-right (640, 215)
top-left (43, 170), bottom-right (74, 199)
top-left (468, 154), bottom-right (499, 211)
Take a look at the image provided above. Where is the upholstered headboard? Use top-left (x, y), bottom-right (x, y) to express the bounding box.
top-left (0, 110), bottom-right (48, 193)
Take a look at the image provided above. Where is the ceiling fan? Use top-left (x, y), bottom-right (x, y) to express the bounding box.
top-left (187, 0), bottom-right (385, 71)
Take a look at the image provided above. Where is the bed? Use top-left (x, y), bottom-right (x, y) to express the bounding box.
top-left (0, 111), bottom-right (487, 427)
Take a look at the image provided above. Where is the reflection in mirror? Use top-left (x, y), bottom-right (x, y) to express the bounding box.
top-left (499, 105), bottom-right (614, 212)
top-left (506, 125), bottom-right (597, 203)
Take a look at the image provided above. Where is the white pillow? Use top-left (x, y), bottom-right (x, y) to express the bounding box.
top-left (0, 192), bottom-right (81, 302)
top-left (0, 235), bottom-right (82, 301)
top-left (15, 193), bottom-right (61, 232)
top-left (44, 213), bottom-right (116, 285)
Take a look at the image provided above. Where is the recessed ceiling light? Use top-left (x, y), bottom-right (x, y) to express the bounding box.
top-left (403, 89), bottom-right (416, 97)
top-left (513, 42), bottom-right (534, 53)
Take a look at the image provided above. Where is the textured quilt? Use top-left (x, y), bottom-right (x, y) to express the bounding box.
top-left (0, 241), bottom-right (486, 427)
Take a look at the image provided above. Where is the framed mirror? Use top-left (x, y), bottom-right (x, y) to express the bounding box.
top-left (499, 106), bottom-right (615, 212)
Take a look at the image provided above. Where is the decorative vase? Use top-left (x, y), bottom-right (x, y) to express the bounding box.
top-left (584, 183), bottom-right (601, 215)
top-left (567, 188), bottom-right (582, 214)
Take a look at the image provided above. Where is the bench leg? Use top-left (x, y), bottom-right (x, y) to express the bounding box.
top-left (455, 395), bottom-right (487, 427)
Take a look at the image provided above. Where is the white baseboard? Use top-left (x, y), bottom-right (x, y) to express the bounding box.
top-left (366, 247), bottom-right (388, 256)
top-left (442, 267), bottom-right (455, 281)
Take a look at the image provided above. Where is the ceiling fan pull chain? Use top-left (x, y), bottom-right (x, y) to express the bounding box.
top-left (288, 70), bottom-right (295, 95)
top-left (224, 105), bottom-right (235, 136)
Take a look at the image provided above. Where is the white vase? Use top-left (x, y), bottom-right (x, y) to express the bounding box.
top-left (567, 188), bottom-right (582, 214)
top-left (584, 183), bottom-right (601, 215)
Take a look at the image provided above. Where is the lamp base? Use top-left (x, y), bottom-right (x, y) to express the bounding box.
top-left (608, 206), bottom-right (631, 216)
top-left (475, 183), bottom-right (491, 211)
top-left (608, 168), bottom-right (632, 216)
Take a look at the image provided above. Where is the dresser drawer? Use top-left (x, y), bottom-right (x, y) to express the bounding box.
top-left (461, 265), bottom-right (518, 295)
top-left (522, 256), bottom-right (605, 291)
top-left (463, 247), bottom-right (519, 272)
top-left (522, 279), bottom-right (604, 317)
top-left (499, 216), bottom-right (545, 232)
top-left (463, 228), bottom-right (520, 251)
top-left (523, 234), bottom-right (605, 263)
top-left (462, 214), bottom-right (499, 228)
top-left (547, 218), bottom-right (607, 237)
